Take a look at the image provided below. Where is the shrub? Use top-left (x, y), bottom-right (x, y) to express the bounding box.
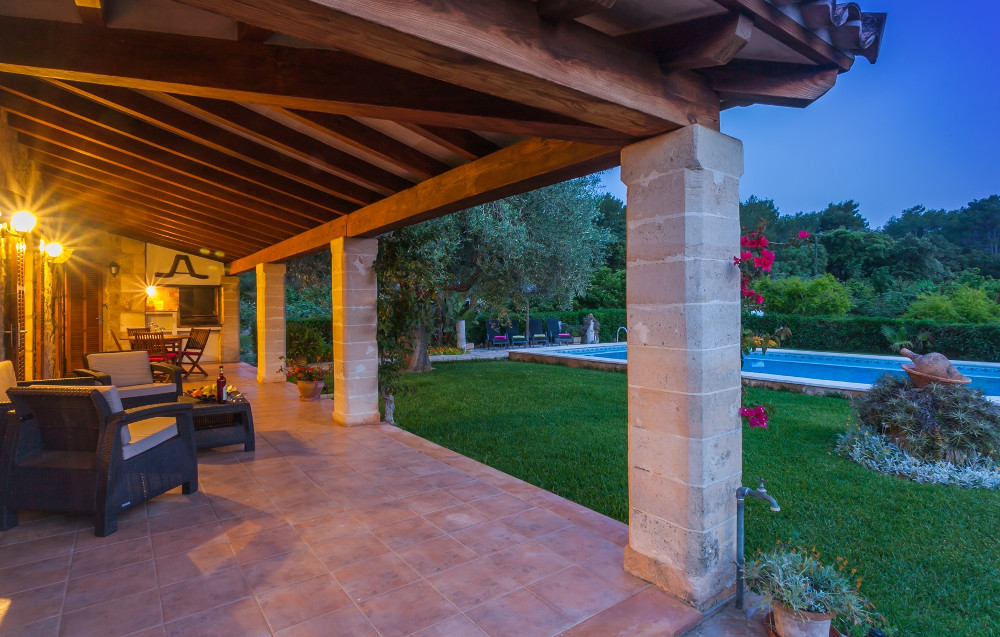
top-left (286, 323), bottom-right (326, 363)
top-left (755, 274), bottom-right (851, 316)
top-left (853, 375), bottom-right (1000, 463)
top-left (904, 284), bottom-right (1000, 323)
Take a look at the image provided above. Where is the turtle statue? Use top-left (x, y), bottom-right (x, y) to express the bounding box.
top-left (899, 348), bottom-right (971, 387)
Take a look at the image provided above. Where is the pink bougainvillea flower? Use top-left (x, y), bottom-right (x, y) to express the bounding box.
top-left (798, 230), bottom-right (811, 239)
top-left (740, 405), bottom-right (769, 428)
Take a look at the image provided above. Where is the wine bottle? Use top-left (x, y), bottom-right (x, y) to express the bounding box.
top-left (216, 365), bottom-right (227, 403)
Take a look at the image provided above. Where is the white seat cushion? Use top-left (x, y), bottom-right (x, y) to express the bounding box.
top-left (122, 416), bottom-right (178, 460)
top-left (117, 383), bottom-right (177, 401)
top-left (87, 351), bottom-right (155, 387)
top-left (0, 360), bottom-right (16, 401)
top-left (94, 385), bottom-right (124, 415)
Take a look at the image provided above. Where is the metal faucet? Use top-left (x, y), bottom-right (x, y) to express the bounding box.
top-left (735, 478), bottom-right (780, 610)
top-left (615, 326), bottom-right (627, 342)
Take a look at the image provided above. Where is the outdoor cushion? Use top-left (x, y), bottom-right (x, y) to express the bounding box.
top-left (121, 416), bottom-right (178, 460)
top-left (117, 383), bottom-right (176, 402)
top-left (0, 360), bottom-right (15, 401)
top-left (86, 351), bottom-right (155, 386)
top-left (558, 333), bottom-right (572, 338)
top-left (94, 385), bottom-right (124, 415)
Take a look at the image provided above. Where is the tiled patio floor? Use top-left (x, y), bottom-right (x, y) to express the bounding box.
top-left (0, 363), bottom-right (760, 637)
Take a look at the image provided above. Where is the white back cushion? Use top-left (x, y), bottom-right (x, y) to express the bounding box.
top-left (0, 360), bottom-right (16, 401)
top-left (87, 351), bottom-right (154, 387)
top-left (94, 385), bottom-right (124, 414)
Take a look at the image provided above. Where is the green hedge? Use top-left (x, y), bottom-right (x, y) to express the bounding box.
top-left (467, 309), bottom-right (628, 346)
top-left (744, 313), bottom-right (1000, 362)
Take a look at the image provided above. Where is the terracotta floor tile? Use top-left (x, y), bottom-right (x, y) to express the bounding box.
top-left (498, 508), bottom-right (572, 539)
top-left (423, 504), bottom-right (493, 533)
top-left (422, 469), bottom-right (474, 490)
top-left (229, 525), bottom-right (305, 564)
top-left (426, 558), bottom-right (520, 611)
top-left (293, 512), bottom-right (366, 547)
top-left (240, 547), bottom-right (326, 594)
top-left (145, 490), bottom-right (209, 518)
top-left (256, 574), bottom-right (351, 632)
top-left (69, 537), bottom-right (153, 580)
top-left (570, 510), bottom-right (630, 547)
top-left (358, 580), bottom-right (459, 637)
top-left (164, 597), bottom-right (270, 637)
top-left (451, 520), bottom-right (529, 556)
top-left (333, 552), bottom-right (419, 602)
top-left (396, 536), bottom-right (477, 577)
top-left (147, 504), bottom-right (217, 536)
top-left (311, 530), bottom-right (389, 571)
top-left (333, 485), bottom-right (395, 510)
top-left (155, 542), bottom-right (238, 587)
top-left (578, 550), bottom-right (649, 598)
top-left (371, 516), bottom-right (443, 550)
top-left (59, 588), bottom-right (162, 637)
top-left (274, 605), bottom-right (379, 637)
top-left (0, 515), bottom-right (83, 547)
top-left (470, 494), bottom-right (533, 519)
top-left (465, 588), bottom-right (571, 637)
top-left (527, 565), bottom-right (629, 621)
top-left (398, 459), bottom-right (452, 476)
top-left (348, 501), bottom-right (416, 529)
top-left (150, 520), bottom-right (227, 558)
top-left (208, 491), bottom-right (274, 521)
top-left (487, 541), bottom-right (572, 585)
top-left (534, 526), bottom-right (620, 564)
top-left (64, 559), bottom-right (157, 612)
top-left (159, 565), bottom-right (251, 623)
top-left (0, 532), bottom-right (75, 570)
top-left (126, 626), bottom-right (166, 637)
top-left (412, 614), bottom-right (488, 637)
top-left (444, 482), bottom-right (504, 504)
top-left (0, 581), bottom-right (65, 630)
top-left (0, 554), bottom-right (71, 597)
top-left (73, 517), bottom-right (150, 553)
top-left (219, 509), bottom-right (289, 540)
top-left (2, 615), bottom-right (60, 637)
top-left (400, 489), bottom-right (464, 515)
top-left (555, 587), bottom-right (702, 637)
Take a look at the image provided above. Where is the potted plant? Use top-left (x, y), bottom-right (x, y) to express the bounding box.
top-left (744, 547), bottom-right (876, 637)
top-left (277, 357), bottom-right (332, 401)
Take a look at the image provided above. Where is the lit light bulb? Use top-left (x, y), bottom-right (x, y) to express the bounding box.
top-left (146, 286), bottom-right (158, 297)
top-left (42, 241), bottom-right (64, 259)
top-left (10, 210), bottom-right (37, 234)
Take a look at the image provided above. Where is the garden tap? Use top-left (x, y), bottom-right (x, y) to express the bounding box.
top-left (737, 477), bottom-right (780, 512)
top-left (736, 478), bottom-right (781, 610)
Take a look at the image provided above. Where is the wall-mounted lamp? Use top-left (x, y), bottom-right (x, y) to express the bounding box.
top-left (40, 239), bottom-right (72, 264)
top-left (1, 210), bottom-right (37, 236)
top-left (145, 285), bottom-right (158, 298)
top-left (108, 261), bottom-right (120, 277)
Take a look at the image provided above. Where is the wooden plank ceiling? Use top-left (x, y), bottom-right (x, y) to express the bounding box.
top-left (0, 0), bottom-right (884, 272)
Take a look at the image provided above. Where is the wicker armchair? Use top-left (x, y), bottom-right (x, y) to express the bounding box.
top-left (76, 351), bottom-right (182, 409)
top-left (1, 385), bottom-right (198, 536)
top-left (1, 359), bottom-right (104, 411)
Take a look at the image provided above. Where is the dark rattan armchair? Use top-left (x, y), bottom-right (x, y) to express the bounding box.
top-left (76, 351), bottom-right (182, 409)
top-left (1, 385), bottom-right (198, 536)
top-left (1, 359), bottom-right (104, 411)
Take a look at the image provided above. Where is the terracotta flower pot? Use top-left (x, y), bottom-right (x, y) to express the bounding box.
top-left (771, 602), bottom-right (834, 637)
top-left (297, 380), bottom-right (323, 401)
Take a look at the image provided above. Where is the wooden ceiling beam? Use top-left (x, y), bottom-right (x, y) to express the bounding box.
top-left (275, 109), bottom-right (452, 180)
top-left (2, 103), bottom-right (347, 223)
top-left (48, 80), bottom-right (383, 206)
top-left (396, 124), bottom-right (501, 162)
top-left (236, 22), bottom-right (272, 42)
top-left (0, 76), bottom-right (359, 214)
top-left (616, 13), bottom-right (754, 73)
top-left (51, 184), bottom-right (254, 259)
top-left (536, 0), bottom-right (615, 22)
top-left (0, 16), bottom-right (625, 143)
top-left (697, 60), bottom-right (838, 108)
top-left (33, 154), bottom-right (290, 240)
top-left (227, 137), bottom-right (620, 273)
top-left (156, 93), bottom-right (413, 195)
top-left (172, 0), bottom-right (719, 136)
top-left (17, 133), bottom-right (322, 231)
top-left (74, 0), bottom-right (105, 27)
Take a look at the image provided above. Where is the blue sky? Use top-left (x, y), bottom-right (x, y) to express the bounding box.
top-left (599, 0), bottom-right (1000, 229)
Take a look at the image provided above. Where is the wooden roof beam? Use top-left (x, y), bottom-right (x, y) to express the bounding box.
top-left (537, 0), bottom-right (615, 22)
top-left (47, 79), bottom-right (384, 206)
top-left (173, 0), bottom-right (719, 136)
top-left (698, 60), bottom-right (838, 108)
top-left (396, 124), bottom-right (501, 162)
top-left (74, 0), bottom-right (105, 27)
top-left (236, 22), bottom-right (272, 42)
top-left (227, 137), bottom-right (620, 273)
top-left (0, 16), bottom-right (624, 144)
top-left (617, 13), bottom-right (754, 73)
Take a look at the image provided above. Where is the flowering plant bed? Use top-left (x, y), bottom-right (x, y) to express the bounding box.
top-left (277, 357), bottom-right (333, 382)
top-left (429, 346), bottom-right (466, 356)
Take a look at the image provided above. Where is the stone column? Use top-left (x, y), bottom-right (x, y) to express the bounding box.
top-left (330, 237), bottom-right (380, 426)
top-left (621, 124), bottom-right (744, 611)
top-left (255, 263), bottom-right (286, 383)
top-left (219, 275), bottom-right (241, 363)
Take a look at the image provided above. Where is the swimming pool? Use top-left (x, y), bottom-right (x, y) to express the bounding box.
top-left (510, 344), bottom-right (1000, 397)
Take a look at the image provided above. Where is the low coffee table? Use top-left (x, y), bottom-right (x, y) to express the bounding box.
top-left (180, 396), bottom-right (255, 452)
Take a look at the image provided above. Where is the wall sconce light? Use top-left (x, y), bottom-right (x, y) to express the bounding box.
top-left (145, 285), bottom-right (158, 298)
top-left (108, 261), bottom-right (120, 277)
top-left (1, 210), bottom-right (37, 236)
top-left (40, 239), bottom-right (72, 264)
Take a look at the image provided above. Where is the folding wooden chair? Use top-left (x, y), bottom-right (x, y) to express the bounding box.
top-left (178, 328), bottom-right (211, 377)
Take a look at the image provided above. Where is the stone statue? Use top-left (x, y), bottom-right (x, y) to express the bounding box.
top-left (582, 313), bottom-right (600, 344)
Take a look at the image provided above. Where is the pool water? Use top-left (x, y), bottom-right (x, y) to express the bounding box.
top-left (567, 345), bottom-right (1000, 396)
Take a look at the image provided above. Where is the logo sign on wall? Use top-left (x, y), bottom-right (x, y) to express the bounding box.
top-left (146, 245), bottom-right (223, 286)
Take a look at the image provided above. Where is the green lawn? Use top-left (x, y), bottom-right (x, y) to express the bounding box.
top-left (396, 360), bottom-right (1000, 637)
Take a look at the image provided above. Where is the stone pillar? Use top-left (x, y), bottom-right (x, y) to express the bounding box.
top-left (255, 263), bottom-right (286, 383)
top-left (219, 275), bottom-right (241, 363)
top-left (330, 237), bottom-right (380, 426)
top-left (621, 125), bottom-right (744, 611)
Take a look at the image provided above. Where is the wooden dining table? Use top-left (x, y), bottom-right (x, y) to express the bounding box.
top-left (124, 334), bottom-right (186, 352)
